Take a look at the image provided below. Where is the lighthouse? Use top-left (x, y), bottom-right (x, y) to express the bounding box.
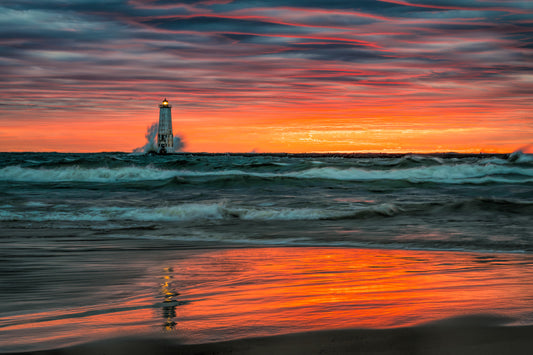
top-left (157, 98), bottom-right (173, 154)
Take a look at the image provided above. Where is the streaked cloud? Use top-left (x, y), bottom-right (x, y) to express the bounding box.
top-left (0, 0), bottom-right (531, 152)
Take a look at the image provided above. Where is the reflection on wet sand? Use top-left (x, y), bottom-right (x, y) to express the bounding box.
top-left (160, 267), bottom-right (179, 331)
top-left (1, 247), bottom-right (531, 351)
top-left (169, 248), bottom-right (533, 342)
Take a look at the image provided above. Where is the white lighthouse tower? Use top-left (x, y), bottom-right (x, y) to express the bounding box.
top-left (157, 98), bottom-right (173, 154)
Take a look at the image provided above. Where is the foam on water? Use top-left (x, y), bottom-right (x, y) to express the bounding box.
top-left (290, 164), bottom-right (533, 184)
top-left (0, 165), bottom-right (177, 182)
top-left (1, 161), bottom-right (532, 184)
top-left (0, 202), bottom-right (401, 222)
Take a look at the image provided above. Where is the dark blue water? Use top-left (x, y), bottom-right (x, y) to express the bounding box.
top-left (1, 152), bottom-right (532, 253)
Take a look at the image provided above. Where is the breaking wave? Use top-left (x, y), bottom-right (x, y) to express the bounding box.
top-left (1, 162), bottom-right (532, 185)
top-left (286, 164), bottom-right (533, 184)
top-left (132, 122), bottom-right (185, 154)
top-left (0, 165), bottom-right (177, 182)
top-left (2, 196), bottom-right (531, 224)
top-left (0, 202), bottom-right (401, 222)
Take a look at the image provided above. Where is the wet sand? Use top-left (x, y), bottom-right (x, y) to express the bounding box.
top-left (9, 322), bottom-right (533, 355)
top-left (1, 247), bottom-right (533, 353)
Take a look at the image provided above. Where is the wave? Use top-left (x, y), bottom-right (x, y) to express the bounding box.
top-left (1, 162), bottom-right (533, 185)
top-left (508, 150), bottom-right (533, 163)
top-left (287, 164), bottom-right (533, 184)
top-left (406, 197), bottom-right (533, 216)
top-left (0, 165), bottom-right (177, 182)
top-left (0, 202), bottom-right (401, 222)
top-left (3, 196), bottom-right (531, 224)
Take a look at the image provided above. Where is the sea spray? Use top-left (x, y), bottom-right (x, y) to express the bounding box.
top-left (133, 122), bottom-right (158, 153)
top-left (133, 122), bottom-right (185, 153)
top-left (173, 135), bottom-right (185, 152)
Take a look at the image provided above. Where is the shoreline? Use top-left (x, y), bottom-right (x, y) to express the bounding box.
top-left (3, 227), bottom-right (531, 255)
top-left (7, 322), bottom-right (533, 355)
top-left (1, 247), bottom-right (531, 353)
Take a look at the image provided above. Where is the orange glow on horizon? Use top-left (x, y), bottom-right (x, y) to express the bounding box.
top-left (0, 101), bottom-right (530, 153)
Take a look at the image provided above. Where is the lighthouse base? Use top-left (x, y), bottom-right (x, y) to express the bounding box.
top-left (157, 133), bottom-right (173, 154)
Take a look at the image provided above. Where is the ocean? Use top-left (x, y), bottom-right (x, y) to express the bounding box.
top-left (1, 152), bottom-right (532, 353)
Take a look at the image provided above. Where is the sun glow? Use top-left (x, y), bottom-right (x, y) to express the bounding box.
top-left (1, 1), bottom-right (531, 153)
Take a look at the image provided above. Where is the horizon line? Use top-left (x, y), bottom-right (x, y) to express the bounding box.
top-left (0, 151), bottom-right (524, 156)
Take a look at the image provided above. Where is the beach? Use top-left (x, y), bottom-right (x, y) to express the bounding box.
top-left (1, 153), bottom-right (532, 354)
top-left (10, 324), bottom-right (533, 355)
top-left (1, 245), bottom-right (532, 354)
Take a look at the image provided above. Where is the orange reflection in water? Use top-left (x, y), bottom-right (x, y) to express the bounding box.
top-left (171, 248), bottom-right (532, 341)
top-left (1, 247), bottom-right (531, 349)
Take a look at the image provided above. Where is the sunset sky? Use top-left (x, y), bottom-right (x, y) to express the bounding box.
top-left (1, 0), bottom-right (532, 153)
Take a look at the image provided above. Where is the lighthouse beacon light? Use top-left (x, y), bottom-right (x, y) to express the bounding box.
top-left (157, 98), bottom-right (173, 154)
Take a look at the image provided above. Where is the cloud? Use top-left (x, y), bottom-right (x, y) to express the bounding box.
top-left (0, 0), bottom-right (531, 152)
